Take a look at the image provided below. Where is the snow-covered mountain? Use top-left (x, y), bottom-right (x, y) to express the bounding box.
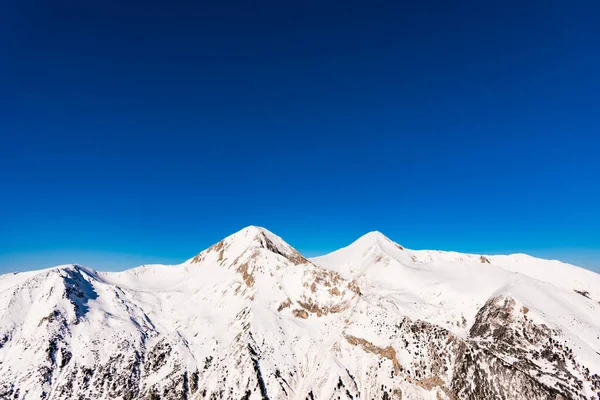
top-left (1, 226), bottom-right (599, 400)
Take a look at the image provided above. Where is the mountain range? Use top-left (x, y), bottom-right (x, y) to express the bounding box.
top-left (1, 226), bottom-right (599, 400)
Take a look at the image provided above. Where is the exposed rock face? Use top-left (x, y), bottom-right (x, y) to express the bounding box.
top-left (344, 334), bottom-right (402, 374)
top-left (0, 226), bottom-right (599, 400)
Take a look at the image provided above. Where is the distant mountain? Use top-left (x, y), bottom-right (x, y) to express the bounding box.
top-left (1, 226), bottom-right (599, 400)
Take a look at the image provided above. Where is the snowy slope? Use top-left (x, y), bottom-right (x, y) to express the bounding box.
top-left (0, 226), bottom-right (599, 400)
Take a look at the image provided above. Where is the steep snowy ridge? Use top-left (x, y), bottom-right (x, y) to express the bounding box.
top-left (0, 226), bottom-right (599, 400)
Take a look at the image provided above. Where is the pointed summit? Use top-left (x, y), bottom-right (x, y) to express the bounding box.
top-left (187, 226), bottom-right (308, 266)
top-left (351, 230), bottom-right (404, 252)
top-left (311, 230), bottom-right (407, 277)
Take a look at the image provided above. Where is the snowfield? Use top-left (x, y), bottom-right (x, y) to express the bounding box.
top-left (0, 226), bottom-right (599, 399)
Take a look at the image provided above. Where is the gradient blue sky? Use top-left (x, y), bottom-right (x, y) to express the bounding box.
top-left (2, 1), bottom-right (599, 273)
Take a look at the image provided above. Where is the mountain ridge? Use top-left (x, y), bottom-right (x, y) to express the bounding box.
top-left (1, 226), bottom-right (599, 400)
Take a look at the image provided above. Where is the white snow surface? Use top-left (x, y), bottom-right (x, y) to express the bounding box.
top-left (313, 231), bottom-right (600, 369)
top-left (0, 226), bottom-right (599, 400)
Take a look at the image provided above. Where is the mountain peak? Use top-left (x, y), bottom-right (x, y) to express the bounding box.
top-left (353, 230), bottom-right (404, 251)
top-left (188, 226), bottom-right (308, 265)
top-left (228, 225), bottom-right (276, 243)
top-left (311, 230), bottom-right (406, 274)
top-left (357, 230), bottom-right (390, 242)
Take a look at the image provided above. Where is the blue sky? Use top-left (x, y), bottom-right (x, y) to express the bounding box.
top-left (2, 1), bottom-right (599, 273)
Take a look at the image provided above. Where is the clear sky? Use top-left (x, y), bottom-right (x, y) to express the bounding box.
top-left (2, 1), bottom-right (599, 273)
